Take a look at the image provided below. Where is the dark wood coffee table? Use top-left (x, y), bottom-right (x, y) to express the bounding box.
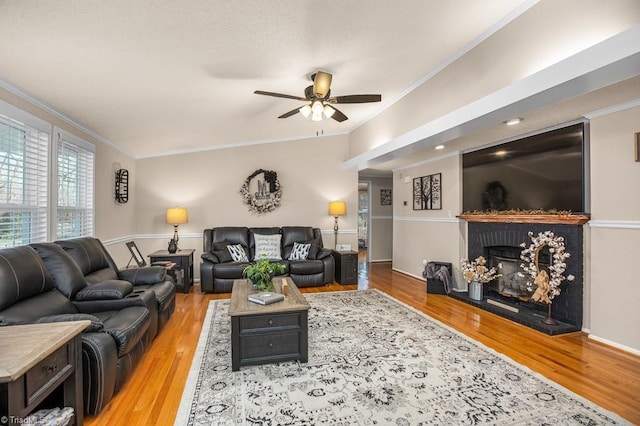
top-left (229, 277), bottom-right (310, 371)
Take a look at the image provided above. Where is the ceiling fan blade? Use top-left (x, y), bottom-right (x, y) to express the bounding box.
top-left (277, 107), bottom-right (303, 119)
top-left (254, 90), bottom-right (307, 101)
top-left (330, 94), bottom-right (382, 104)
top-left (329, 105), bottom-right (348, 122)
top-left (312, 71), bottom-right (332, 98)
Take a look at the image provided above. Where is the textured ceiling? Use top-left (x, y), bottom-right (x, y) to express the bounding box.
top-left (0, 0), bottom-right (528, 158)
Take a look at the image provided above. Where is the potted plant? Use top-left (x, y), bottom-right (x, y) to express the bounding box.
top-left (242, 257), bottom-right (286, 292)
top-left (460, 256), bottom-right (502, 301)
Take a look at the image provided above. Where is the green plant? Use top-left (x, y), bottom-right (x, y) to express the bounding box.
top-left (242, 257), bottom-right (286, 291)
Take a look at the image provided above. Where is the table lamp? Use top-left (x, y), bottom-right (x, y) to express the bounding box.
top-left (166, 207), bottom-right (188, 250)
top-left (328, 201), bottom-right (346, 249)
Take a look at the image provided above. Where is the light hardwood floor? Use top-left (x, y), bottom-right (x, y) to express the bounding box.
top-left (86, 262), bottom-right (640, 425)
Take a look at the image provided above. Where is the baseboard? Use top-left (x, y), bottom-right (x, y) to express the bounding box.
top-left (587, 334), bottom-right (640, 356)
top-left (371, 259), bottom-right (392, 263)
top-left (391, 267), bottom-right (423, 281)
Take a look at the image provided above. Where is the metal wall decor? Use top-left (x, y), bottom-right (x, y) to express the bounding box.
top-left (240, 169), bottom-right (282, 214)
top-left (413, 173), bottom-right (442, 210)
top-left (115, 169), bottom-right (129, 203)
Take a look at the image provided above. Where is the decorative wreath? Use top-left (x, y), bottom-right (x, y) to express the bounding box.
top-left (519, 230), bottom-right (575, 304)
top-left (240, 169), bottom-right (282, 214)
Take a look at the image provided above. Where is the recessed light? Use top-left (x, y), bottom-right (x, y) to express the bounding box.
top-left (504, 118), bottom-right (522, 126)
top-left (435, 145), bottom-right (445, 150)
top-left (495, 150), bottom-right (508, 157)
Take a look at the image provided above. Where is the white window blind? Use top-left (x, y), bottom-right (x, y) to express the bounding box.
top-left (56, 130), bottom-right (95, 239)
top-left (0, 110), bottom-right (49, 247)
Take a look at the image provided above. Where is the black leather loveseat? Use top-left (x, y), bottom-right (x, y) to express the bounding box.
top-left (201, 226), bottom-right (334, 293)
top-left (0, 240), bottom-right (176, 415)
top-left (54, 237), bottom-right (176, 337)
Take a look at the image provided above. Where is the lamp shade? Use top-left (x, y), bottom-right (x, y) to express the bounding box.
top-left (328, 201), bottom-right (346, 216)
top-left (166, 207), bottom-right (188, 224)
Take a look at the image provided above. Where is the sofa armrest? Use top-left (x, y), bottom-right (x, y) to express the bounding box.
top-left (75, 280), bottom-right (133, 301)
top-left (119, 266), bottom-right (166, 285)
top-left (81, 332), bottom-right (118, 415)
top-left (316, 248), bottom-right (332, 260)
top-left (201, 252), bottom-right (220, 263)
top-left (319, 251), bottom-right (335, 284)
top-left (35, 313), bottom-right (104, 332)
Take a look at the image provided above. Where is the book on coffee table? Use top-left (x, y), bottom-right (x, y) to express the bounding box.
top-left (248, 292), bottom-right (285, 305)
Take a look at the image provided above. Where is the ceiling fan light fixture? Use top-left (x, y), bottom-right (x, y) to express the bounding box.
top-left (311, 112), bottom-right (323, 121)
top-left (323, 104), bottom-right (335, 119)
top-left (299, 104), bottom-right (312, 118)
top-left (311, 100), bottom-right (324, 114)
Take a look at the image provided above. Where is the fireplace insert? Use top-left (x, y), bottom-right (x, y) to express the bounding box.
top-left (485, 246), bottom-right (549, 311)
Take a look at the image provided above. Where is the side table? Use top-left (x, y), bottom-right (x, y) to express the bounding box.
top-left (149, 249), bottom-right (195, 293)
top-left (331, 250), bottom-right (358, 284)
top-left (0, 320), bottom-right (90, 425)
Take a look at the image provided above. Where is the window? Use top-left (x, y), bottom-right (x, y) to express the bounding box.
top-left (0, 106), bottom-right (49, 247)
top-left (0, 100), bottom-right (95, 247)
top-left (56, 130), bottom-right (95, 239)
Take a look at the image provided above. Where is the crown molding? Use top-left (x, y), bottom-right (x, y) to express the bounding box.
top-left (0, 75), bottom-right (135, 158)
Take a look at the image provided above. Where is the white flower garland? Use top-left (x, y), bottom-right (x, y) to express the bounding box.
top-left (519, 230), bottom-right (575, 302)
top-left (240, 169), bottom-right (282, 214)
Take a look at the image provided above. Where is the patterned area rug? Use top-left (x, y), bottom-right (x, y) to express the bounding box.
top-left (175, 290), bottom-right (629, 425)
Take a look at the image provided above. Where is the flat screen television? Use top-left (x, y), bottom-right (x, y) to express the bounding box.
top-left (462, 122), bottom-right (587, 213)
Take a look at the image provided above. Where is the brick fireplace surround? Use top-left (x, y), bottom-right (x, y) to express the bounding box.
top-left (453, 214), bottom-right (589, 335)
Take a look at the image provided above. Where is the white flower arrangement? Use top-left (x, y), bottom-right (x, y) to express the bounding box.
top-left (519, 230), bottom-right (575, 303)
top-left (460, 255), bottom-right (502, 284)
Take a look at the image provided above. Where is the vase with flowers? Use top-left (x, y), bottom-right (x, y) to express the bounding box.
top-left (460, 255), bottom-right (502, 301)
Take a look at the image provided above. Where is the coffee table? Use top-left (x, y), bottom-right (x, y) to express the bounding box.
top-left (229, 277), bottom-right (310, 371)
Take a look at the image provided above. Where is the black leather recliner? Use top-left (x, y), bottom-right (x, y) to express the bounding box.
top-left (0, 245), bottom-right (151, 415)
top-left (54, 237), bottom-right (176, 335)
top-left (200, 226), bottom-right (334, 293)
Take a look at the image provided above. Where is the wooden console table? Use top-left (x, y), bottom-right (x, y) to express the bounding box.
top-left (0, 321), bottom-right (90, 425)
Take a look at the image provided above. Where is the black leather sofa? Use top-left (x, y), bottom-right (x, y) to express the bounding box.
top-left (54, 237), bottom-right (176, 336)
top-left (201, 226), bottom-right (335, 293)
top-left (0, 245), bottom-right (151, 415)
top-left (0, 239), bottom-right (177, 416)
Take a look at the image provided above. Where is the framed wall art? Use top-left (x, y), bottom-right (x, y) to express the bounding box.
top-left (413, 173), bottom-right (442, 210)
top-left (635, 132), bottom-right (640, 162)
top-left (380, 189), bottom-right (392, 205)
top-left (126, 241), bottom-right (146, 267)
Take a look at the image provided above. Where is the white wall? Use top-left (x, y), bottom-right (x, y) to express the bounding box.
top-left (392, 154), bottom-right (463, 288)
top-left (588, 104), bottom-right (640, 352)
top-left (132, 135), bottom-right (358, 276)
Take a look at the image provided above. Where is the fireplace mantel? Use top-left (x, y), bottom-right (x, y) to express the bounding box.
top-left (457, 213), bottom-right (590, 225)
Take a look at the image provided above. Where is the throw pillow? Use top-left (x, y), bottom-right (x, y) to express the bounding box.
top-left (253, 234), bottom-right (283, 261)
top-left (227, 244), bottom-right (249, 262)
top-left (288, 242), bottom-right (312, 260)
top-left (305, 238), bottom-right (321, 259)
top-left (212, 240), bottom-right (230, 251)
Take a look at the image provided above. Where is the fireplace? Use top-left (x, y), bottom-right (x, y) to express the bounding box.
top-left (453, 215), bottom-right (586, 335)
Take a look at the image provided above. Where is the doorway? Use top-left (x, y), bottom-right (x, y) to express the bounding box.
top-left (358, 181), bottom-right (371, 263)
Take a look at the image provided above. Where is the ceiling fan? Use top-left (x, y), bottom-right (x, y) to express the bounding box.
top-left (254, 71), bottom-right (381, 122)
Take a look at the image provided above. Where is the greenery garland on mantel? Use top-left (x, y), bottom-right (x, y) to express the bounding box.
top-left (240, 169), bottom-right (282, 214)
top-left (457, 209), bottom-right (590, 225)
